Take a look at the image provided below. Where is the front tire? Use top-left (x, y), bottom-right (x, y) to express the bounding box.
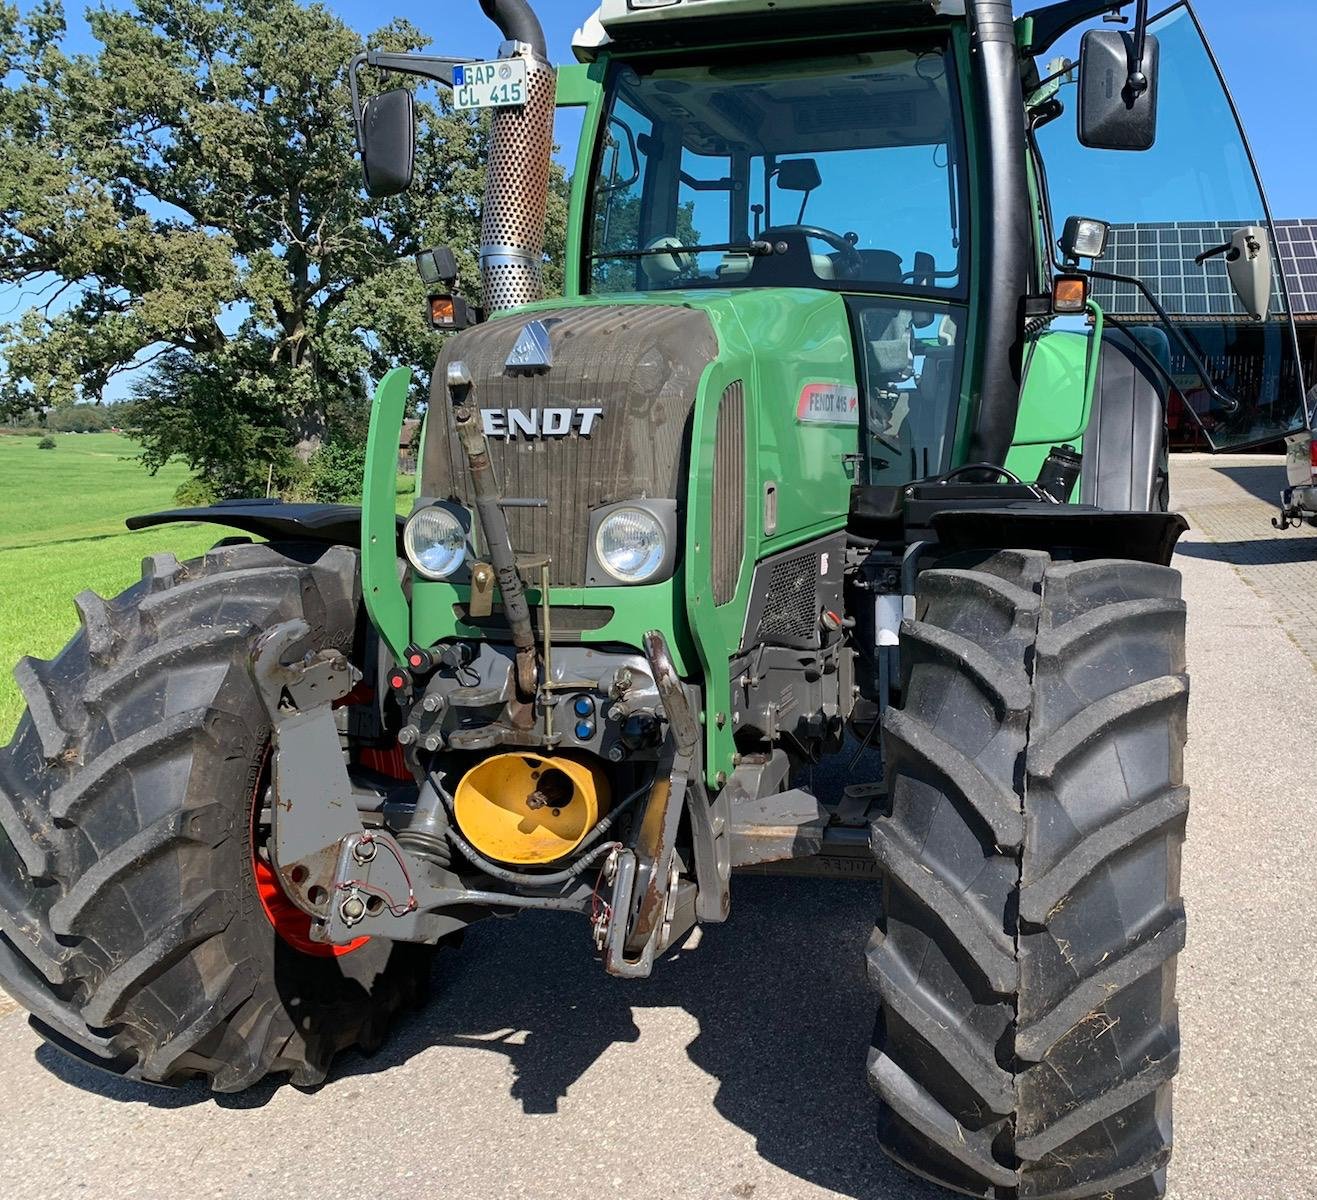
top-left (869, 551), bottom-right (1188, 1198)
top-left (0, 542), bottom-right (430, 1091)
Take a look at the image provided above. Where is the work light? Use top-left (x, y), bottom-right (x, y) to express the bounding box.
top-left (1060, 216), bottom-right (1111, 262)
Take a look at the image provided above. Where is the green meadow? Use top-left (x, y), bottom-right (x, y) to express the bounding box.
top-left (0, 431), bottom-right (415, 740)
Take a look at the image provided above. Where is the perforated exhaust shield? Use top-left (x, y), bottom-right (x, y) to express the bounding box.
top-left (481, 53), bottom-right (557, 314)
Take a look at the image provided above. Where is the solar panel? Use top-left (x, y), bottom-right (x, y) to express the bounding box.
top-left (1277, 218), bottom-right (1317, 316)
top-left (1090, 219), bottom-right (1317, 319)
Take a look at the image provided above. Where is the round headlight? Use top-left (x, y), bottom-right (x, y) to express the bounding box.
top-left (594, 507), bottom-right (666, 584)
top-left (405, 507), bottom-right (467, 580)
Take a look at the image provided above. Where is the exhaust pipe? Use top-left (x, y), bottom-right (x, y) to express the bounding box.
top-left (478, 0), bottom-right (556, 314)
top-left (965, 0), bottom-right (1031, 467)
top-left (479, 0), bottom-right (546, 55)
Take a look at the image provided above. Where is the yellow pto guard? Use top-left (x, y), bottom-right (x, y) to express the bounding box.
top-left (453, 753), bottom-right (611, 865)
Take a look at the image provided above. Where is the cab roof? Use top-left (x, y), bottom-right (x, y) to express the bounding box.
top-left (573, 0), bottom-right (967, 61)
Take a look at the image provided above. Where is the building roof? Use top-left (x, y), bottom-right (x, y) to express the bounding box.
top-left (1091, 219), bottom-right (1317, 321)
top-left (1277, 219), bottom-right (1317, 316)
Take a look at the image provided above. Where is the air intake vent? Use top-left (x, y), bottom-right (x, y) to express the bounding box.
top-left (757, 552), bottom-right (819, 643)
top-left (712, 381), bottom-right (746, 607)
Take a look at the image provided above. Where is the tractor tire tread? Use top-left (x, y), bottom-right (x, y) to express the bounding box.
top-left (0, 541), bottom-right (431, 1092)
top-left (871, 552), bottom-right (1187, 1199)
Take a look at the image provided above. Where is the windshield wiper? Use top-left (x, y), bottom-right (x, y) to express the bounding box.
top-left (591, 241), bottom-right (774, 261)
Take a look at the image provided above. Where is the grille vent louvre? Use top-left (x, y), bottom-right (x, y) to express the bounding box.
top-left (712, 381), bottom-right (746, 607)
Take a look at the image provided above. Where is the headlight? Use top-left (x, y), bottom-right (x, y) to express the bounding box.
top-left (405, 507), bottom-right (467, 580)
top-left (594, 507), bottom-right (666, 584)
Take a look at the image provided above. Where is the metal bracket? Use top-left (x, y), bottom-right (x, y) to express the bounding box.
top-left (601, 834), bottom-right (697, 980)
top-left (250, 619), bottom-right (621, 949)
top-left (643, 630), bottom-right (730, 925)
top-left (469, 562), bottom-right (495, 617)
top-left (323, 826), bottom-right (597, 945)
top-left (595, 746), bottom-right (687, 979)
top-left (250, 621), bottom-right (367, 922)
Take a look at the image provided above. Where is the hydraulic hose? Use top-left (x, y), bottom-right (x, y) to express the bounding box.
top-left (478, 0), bottom-right (546, 57)
top-left (965, 0), bottom-right (1031, 468)
top-left (447, 364), bottom-right (538, 699)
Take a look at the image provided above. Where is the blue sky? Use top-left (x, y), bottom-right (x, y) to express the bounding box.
top-left (4, 0), bottom-right (1314, 401)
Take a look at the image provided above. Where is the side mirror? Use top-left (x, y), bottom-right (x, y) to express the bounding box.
top-left (775, 158), bottom-right (823, 193)
top-left (1197, 227), bottom-right (1273, 322)
top-left (775, 159), bottom-right (822, 224)
top-left (1078, 29), bottom-right (1159, 151)
top-left (360, 88), bottom-right (415, 198)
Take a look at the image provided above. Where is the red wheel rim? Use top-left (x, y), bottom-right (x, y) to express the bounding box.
top-left (250, 749), bottom-right (368, 958)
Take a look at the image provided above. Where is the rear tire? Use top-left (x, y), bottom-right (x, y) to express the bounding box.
top-left (0, 542), bottom-right (430, 1091)
top-left (869, 551), bottom-right (1187, 1198)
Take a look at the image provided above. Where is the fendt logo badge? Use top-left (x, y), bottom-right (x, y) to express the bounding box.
top-left (484, 318), bottom-right (601, 437)
top-left (481, 407), bottom-right (603, 439)
top-left (506, 319), bottom-right (553, 372)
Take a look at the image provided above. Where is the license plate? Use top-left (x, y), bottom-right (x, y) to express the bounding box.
top-left (452, 58), bottom-right (528, 111)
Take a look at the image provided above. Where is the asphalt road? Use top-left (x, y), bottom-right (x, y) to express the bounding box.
top-left (2, 455), bottom-right (1315, 1200)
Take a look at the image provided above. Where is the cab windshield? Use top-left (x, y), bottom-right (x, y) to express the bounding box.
top-left (588, 45), bottom-right (968, 298)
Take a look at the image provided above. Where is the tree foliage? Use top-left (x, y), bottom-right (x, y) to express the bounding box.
top-left (0, 0), bottom-right (568, 495)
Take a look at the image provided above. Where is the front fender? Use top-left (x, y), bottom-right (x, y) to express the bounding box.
top-left (126, 499), bottom-right (403, 549)
top-left (931, 507), bottom-right (1188, 567)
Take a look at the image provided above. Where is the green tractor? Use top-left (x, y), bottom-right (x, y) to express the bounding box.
top-left (0, 0), bottom-right (1307, 1195)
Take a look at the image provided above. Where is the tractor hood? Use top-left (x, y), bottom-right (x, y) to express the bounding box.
top-left (421, 290), bottom-right (862, 594)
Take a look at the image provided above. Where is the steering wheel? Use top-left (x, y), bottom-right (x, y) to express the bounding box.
top-left (761, 225), bottom-right (864, 278)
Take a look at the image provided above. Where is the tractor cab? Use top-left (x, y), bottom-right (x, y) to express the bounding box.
top-left (584, 42), bottom-right (969, 487)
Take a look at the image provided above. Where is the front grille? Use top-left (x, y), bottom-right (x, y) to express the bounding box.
top-left (712, 381), bottom-right (745, 607)
top-left (757, 553), bottom-right (819, 643)
top-left (425, 305), bottom-right (719, 587)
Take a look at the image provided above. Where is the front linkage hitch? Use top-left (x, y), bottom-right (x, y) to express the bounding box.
top-left (248, 619), bottom-right (727, 975)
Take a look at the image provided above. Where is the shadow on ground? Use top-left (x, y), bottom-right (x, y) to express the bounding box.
top-left (1177, 535), bottom-right (1317, 566)
top-left (32, 873), bottom-right (947, 1200)
top-left (1207, 463), bottom-right (1287, 506)
top-left (28, 738), bottom-right (938, 1198)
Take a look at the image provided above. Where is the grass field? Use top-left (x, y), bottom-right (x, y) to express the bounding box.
top-left (0, 431), bottom-right (416, 741)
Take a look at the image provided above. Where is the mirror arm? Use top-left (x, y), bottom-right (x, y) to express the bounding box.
top-left (364, 51), bottom-right (474, 88)
top-left (349, 49), bottom-right (474, 145)
top-left (1079, 266), bottom-right (1240, 414)
top-left (1194, 242), bottom-right (1239, 267)
top-left (1126, 0), bottom-right (1151, 96)
top-left (1021, 0), bottom-right (1135, 57)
